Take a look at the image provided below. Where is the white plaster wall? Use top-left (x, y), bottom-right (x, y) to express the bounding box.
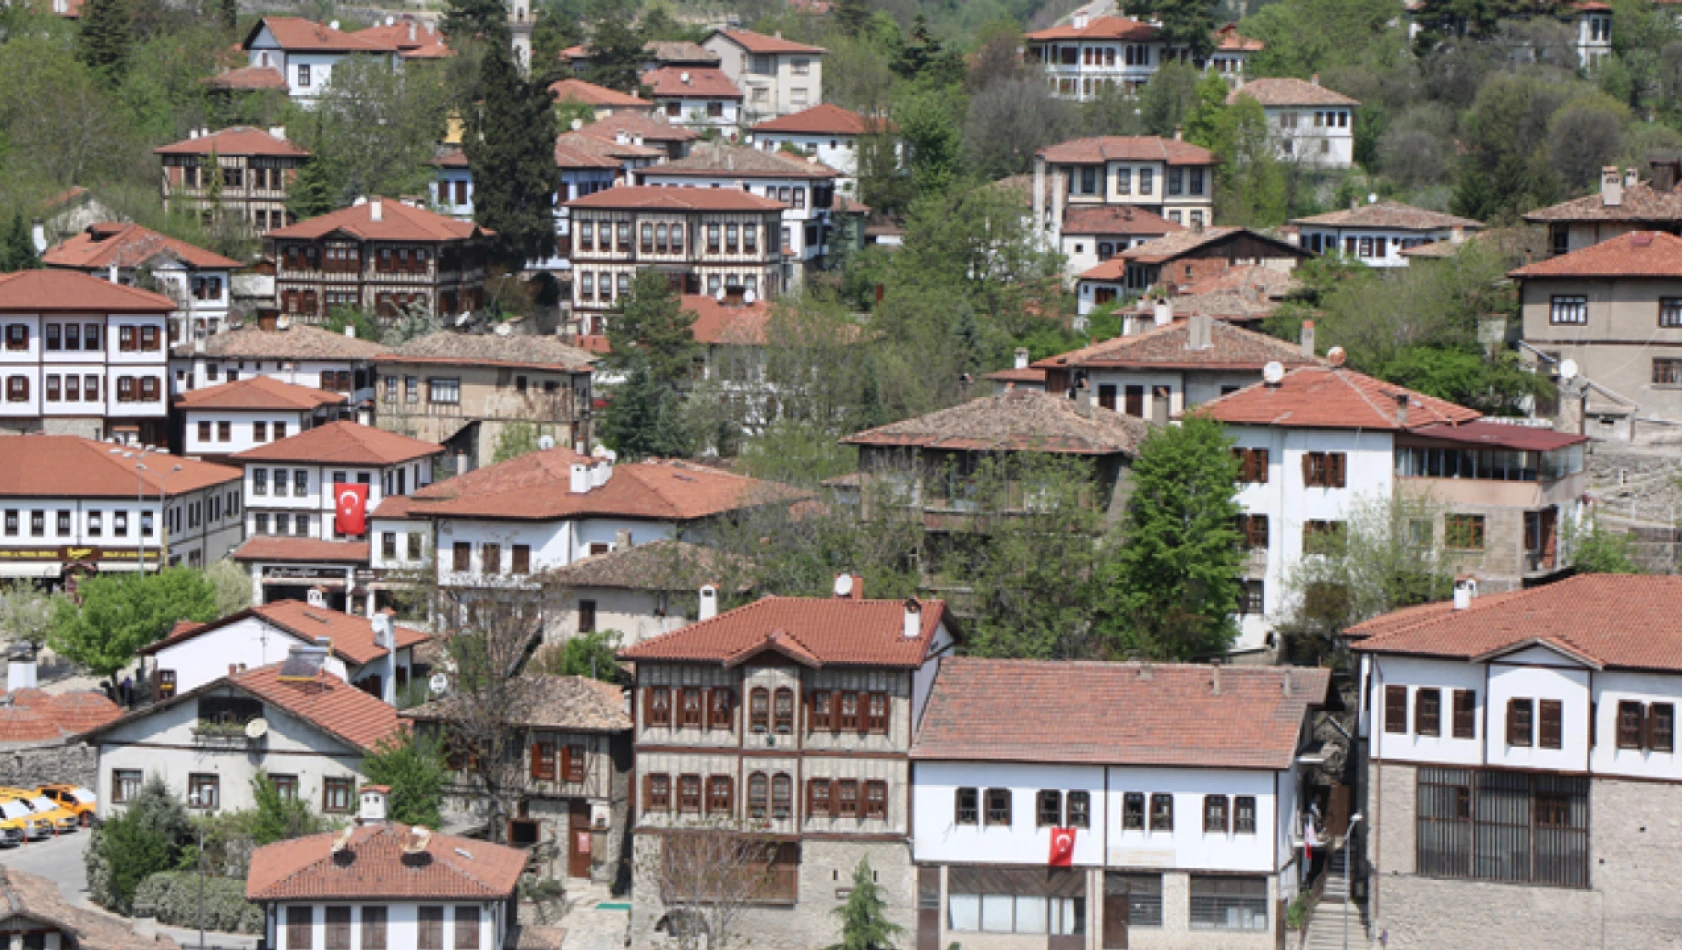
top-left (912, 761), bottom-right (1108, 866)
top-left (1367, 654), bottom-right (1487, 767)
top-left (1485, 661), bottom-right (1591, 772)
top-left (1104, 767), bottom-right (1277, 873)
top-left (1263, 107), bottom-right (1354, 169)
top-left (246, 463), bottom-right (391, 540)
top-left (1592, 669), bottom-right (1682, 780)
top-left (186, 409), bottom-right (312, 456)
top-left (149, 616), bottom-right (350, 693)
top-left (272, 902), bottom-right (499, 950)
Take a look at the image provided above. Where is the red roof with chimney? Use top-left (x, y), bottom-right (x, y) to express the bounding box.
top-left (619, 595), bottom-right (946, 667)
top-left (248, 823), bottom-right (526, 901)
top-left (1194, 365), bottom-right (1480, 431)
top-left (1508, 230), bottom-right (1682, 278)
top-left (708, 28), bottom-right (824, 54)
top-left (155, 126), bottom-right (310, 158)
top-left (642, 66), bottom-right (742, 99)
top-left (43, 223), bottom-right (242, 271)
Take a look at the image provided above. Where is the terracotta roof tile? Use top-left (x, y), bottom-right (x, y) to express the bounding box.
top-left (232, 663), bottom-right (404, 750)
top-left (404, 674), bottom-right (630, 732)
top-left (642, 66), bottom-right (741, 99)
top-left (45, 223), bottom-right (242, 271)
top-left (682, 294), bottom-right (772, 345)
top-left (351, 20), bottom-right (451, 58)
top-left (842, 389), bottom-right (1151, 455)
top-left (1195, 365), bottom-right (1480, 431)
top-left (982, 366), bottom-right (1047, 384)
top-left (47, 692), bottom-right (123, 733)
top-left (155, 126), bottom-right (310, 158)
top-left (247, 823), bottom-right (525, 901)
top-left (1034, 318), bottom-right (1316, 372)
top-left (0, 869), bottom-right (181, 950)
top-left (0, 270), bottom-right (177, 314)
top-left (266, 199), bottom-right (485, 243)
top-left (751, 103), bottom-right (893, 135)
top-left (179, 325), bottom-right (390, 360)
top-left (0, 707), bottom-right (59, 743)
top-left (1523, 183), bottom-right (1682, 224)
top-left (1291, 200), bottom-right (1482, 231)
top-left (1351, 575), bottom-right (1682, 674)
top-left (1229, 77), bottom-right (1360, 107)
top-left (619, 596), bottom-right (945, 667)
top-left (1508, 230), bottom-right (1682, 278)
top-left (231, 537), bottom-right (371, 564)
top-left (231, 421), bottom-right (442, 466)
top-left (565, 185), bottom-right (786, 212)
top-left (205, 66), bottom-right (288, 90)
top-left (1061, 205), bottom-right (1184, 237)
top-left (1214, 22), bottom-right (1264, 51)
top-left (1037, 136), bottom-right (1218, 166)
top-left (548, 77), bottom-right (652, 108)
top-left (377, 331), bottom-right (594, 372)
top-left (553, 130), bottom-right (662, 166)
top-left (175, 375), bottom-right (347, 411)
top-left (544, 538), bottom-right (749, 591)
top-left (247, 16), bottom-right (398, 52)
top-left (0, 436), bottom-right (239, 499)
top-left (911, 658), bottom-right (1329, 769)
top-left (1407, 421), bottom-right (1587, 451)
top-left (1116, 226), bottom-right (1306, 266)
top-left (578, 113), bottom-right (700, 144)
top-left (710, 28), bottom-right (824, 54)
top-left (1024, 15), bottom-right (1158, 41)
top-left (642, 142), bottom-right (839, 179)
top-left (0, 690), bottom-right (119, 740)
top-left (160, 600), bottom-right (423, 667)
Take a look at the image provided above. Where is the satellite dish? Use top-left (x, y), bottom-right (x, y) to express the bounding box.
top-left (570, 118), bottom-right (584, 131)
top-left (1262, 361), bottom-right (1285, 385)
top-left (538, 435), bottom-right (556, 450)
top-left (245, 718), bottom-right (269, 740)
top-left (1559, 358), bottom-right (1579, 381)
top-left (833, 574), bottom-right (854, 597)
top-left (1326, 346), bottom-right (1347, 367)
top-left (428, 673), bottom-right (449, 696)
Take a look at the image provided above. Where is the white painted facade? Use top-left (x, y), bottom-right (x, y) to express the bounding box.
top-left (1258, 104), bottom-right (1355, 169)
top-left (655, 97), bottom-right (742, 133)
top-left (701, 33), bottom-right (823, 124)
top-left (433, 515), bottom-right (676, 588)
top-left (0, 312), bottom-right (170, 436)
top-left (268, 902), bottom-right (504, 950)
top-left (1295, 225), bottom-right (1468, 268)
top-left (0, 484), bottom-right (242, 579)
top-left (140, 613), bottom-right (415, 697)
top-left (183, 408), bottom-right (323, 458)
top-left (171, 353), bottom-right (374, 405)
top-left (245, 25), bottom-right (398, 105)
top-left (633, 170), bottom-right (836, 274)
top-left (243, 458), bottom-right (433, 543)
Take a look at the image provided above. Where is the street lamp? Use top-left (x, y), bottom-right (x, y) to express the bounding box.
top-left (186, 788), bottom-right (207, 950)
top-left (1344, 812), bottom-right (1364, 950)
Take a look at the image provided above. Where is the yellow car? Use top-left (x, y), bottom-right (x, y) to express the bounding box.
top-left (34, 785), bottom-right (96, 827)
top-left (0, 798), bottom-right (51, 841)
top-left (0, 789), bottom-right (76, 836)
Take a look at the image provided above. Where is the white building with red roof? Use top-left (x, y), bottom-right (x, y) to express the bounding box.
top-left (240, 16), bottom-right (402, 104)
top-left (641, 65), bottom-right (744, 132)
top-left (548, 77), bottom-right (656, 121)
top-left (1197, 364), bottom-right (1587, 654)
top-left (750, 103), bottom-right (896, 193)
top-left (42, 222), bottom-right (242, 345)
top-left (1228, 76), bottom-right (1360, 169)
top-left (617, 585), bottom-right (953, 948)
top-left (1289, 200), bottom-right (1482, 267)
top-left (700, 28), bottom-right (825, 124)
top-left (1023, 13), bottom-right (1262, 101)
top-left (153, 126), bottom-right (311, 234)
top-left (177, 376), bottom-right (349, 461)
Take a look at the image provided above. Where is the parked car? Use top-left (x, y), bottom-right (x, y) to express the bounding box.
top-left (33, 785), bottom-right (96, 827)
top-left (0, 798), bottom-right (51, 841)
top-left (0, 789), bottom-right (77, 835)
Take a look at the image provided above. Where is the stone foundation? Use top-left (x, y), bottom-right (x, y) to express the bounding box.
top-left (0, 739), bottom-right (97, 789)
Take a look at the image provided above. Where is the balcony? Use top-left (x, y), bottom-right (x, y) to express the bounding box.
top-left (191, 718), bottom-right (266, 748)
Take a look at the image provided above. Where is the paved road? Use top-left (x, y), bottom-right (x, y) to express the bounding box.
top-left (0, 830), bottom-right (259, 950)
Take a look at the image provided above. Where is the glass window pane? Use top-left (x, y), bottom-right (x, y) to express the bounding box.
top-left (1015, 896), bottom-right (1048, 934)
top-left (981, 895), bottom-right (1014, 932)
top-left (948, 895), bottom-right (979, 932)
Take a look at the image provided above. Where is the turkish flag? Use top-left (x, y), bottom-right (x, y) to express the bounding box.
top-left (1048, 827), bottom-right (1076, 867)
top-left (334, 483), bottom-right (369, 536)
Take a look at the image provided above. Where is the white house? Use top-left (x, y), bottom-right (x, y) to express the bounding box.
top-left (85, 654), bottom-right (402, 818)
top-left (246, 795), bottom-right (544, 950)
top-left (240, 16), bottom-right (401, 105)
top-left (911, 658), bottom-right (1330, 950)
top-left (1228, 76), bottom-right (1359, 169)
top-left (542, 539), bottom-right (745, 647)
top-left (750, 103), bottom-right (895, 194)
top-left (1350, 575), bottom-right (1682, 949)
top-left (701, 29), bottom-right (824, 125)
top-left (1022, 14), bottom-right (1263, 101)
top-left (0, 270), bottom-right (175, 444)
top-left (177, 376), bottom-right (348, 461)
top-left (136, 598), bottom-right (428, 701)
top-left (641, 66), bottom-right (743, 133)
top-left (547, 77), bottom-right (657, 121)
top-left (41, 223), bottom-right (241, 347)
top-left (1289, 200), bottom-right (1482, 267)
top-left (1199, 364), bottom-right (1587, 654)
top-left (169, 322), bottom-right (386, 403)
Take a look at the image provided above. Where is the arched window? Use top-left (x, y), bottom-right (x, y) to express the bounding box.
top-left (748, 772), bottom-right (768, 820)
top-left (772, 773), bottom-right (792, 820)
top-left (773, 688), bottom-right (794, 735)
top-left (749, 688), bottom-right (770, 734)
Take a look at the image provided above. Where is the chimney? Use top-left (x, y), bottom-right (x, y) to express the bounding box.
top-left (1602, 165), bottom-right (1623, 207)
top-left (189, 129), bottom-right (199, 139)
top-left (1211, 665), bottom-right (1222, 695)
top-left (570, 462), bottom-right (590, 494)
top-left (1173, 124), bottom-right (1183, 141)
top-left (106, 263), bottom-right (118, 284)
top-left (1282, 670), bottom-right (1294, 698)
top-left (903, 599), bottom-right (922, 639)
top-left (633, 133), bottom-right (644, 147)
top-left (590, 459), bottom-right (613, 488)
top-left (370, 198), bottom-right (383, 222)
top-left (1452, 576), bottom-right (1477, 610)
top-left (1310, 73), bottom-right (1320, 86)
top-left (698, 583), bottom-right (719, 621)
top-left (1014, 347), bottom-right (1030, 370)
top-left (1650, 158), bottom-right (1681, 193)
top-left (1393, 391), bottom-right (1409, 427)
top-left (958, 372), bottom-right (973, 402)
top-left (4, 643), bottom-right (37, 691)
top-left (1188, 313), bottom-right (1212, 350)
top-left (1450, 225), bottom-right (1465, 244)
top-left (1072, 12), bottom-right (1088, 29)
top-left (29, 219), bottom-right (44, 254)
top-left (1153, 297), bottom-right (1173, 327)
top-left (269, 126), bottom-right (286, 141)
top-left (1072, 382), bottom-right (1093, 417)
top-left (616, 131), bottom-right (629, 145)
top-left (615, 528), bottom-right (633, 549)
top-left (344, 324), bottom-right (356, 338)
top-left (359, 785), bottom-right (390, 824)
top-left (409, 21), bottom-right (417, 41)
top-left (1625, 166), bottom-right (1639, 190)
top-left (1299, 319), bottom-right (1315, 358)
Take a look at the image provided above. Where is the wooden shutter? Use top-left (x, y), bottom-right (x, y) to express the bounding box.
top-left (1331, 453), bottom-right (1347, 488)
top-left (1539, 699), bottom-right (1563, 749)
top-left (1301, 453), bottom-right (1314, 485)
top-left (1642, 703), bottom-right (1655, 750)
top-left (530, 741), bottom-right (545, 779)
top-left (325, 907), bottom-right (351, 950)
top-left (288, 907), bottom-right (314, 950)
top-left (1452, 690), bottom-right (1476, 739)
top-left (1383, 685), bottom-right (1407, 734)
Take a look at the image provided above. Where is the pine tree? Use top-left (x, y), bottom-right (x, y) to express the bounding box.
top-left (833, 0), bottom-right (870, 38)
top-left (1131, 0), bottom-right (1216, 60)
top-left (584, 16), bottom-right (646, 93)
top-left (76, 0), bottom-right (133, 88)
top-left (464, 40), bottom-right (559, 269)
top-left (218, 0), bottom-right (236, 31)
top-left (287, 157), bottom-right (339, 220)
top-left (1096, 415), bottom-right (1244, 660)
top-left (598, 270), bottom-right (697, 459)
top-left (441, 0), bottom-right (509, 45)
top-left (0, 213), bottom-right (41, 272)
top-left (530, 6), bottom-right (583, 77)
top-left (828, 857), bottom-right (904, 950)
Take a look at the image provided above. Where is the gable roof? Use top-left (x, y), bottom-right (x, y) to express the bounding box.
top-left (911, 658), bottom-right (1328, 769)
top-left (553, 130), bottom-right (663, 166)
top-left (43, 223), bottom-right (241, 272)
top-left (154, 126), bottom-right (310, 158)
top-left (544, 538), bottom-right (749, 592)
top-left (0, 690), bottom-right (120, 741)
top-left (548, 77), bottom-right (652, 108)
top-left (266, 199), bottom-right (485, 243)
top-left (140, 599), bottom-right (427, 667)
top-left (245, 16), bottom-right (398, 53)
top-left (205, 66), bottom-right (289, 90)
top-left (1507, 230), bottom-right (1682, 278)
top-left (1061, 205), bottom-right (1184, 237)
top-left (1229, 76), bottom-right (1359, 107)
top-left (565, 185), bottom-right (787, 213)
top-left (247, 823), bottom-right (525, 902)
top-left (351, 19), bottom-right (451, 58)
top-left (618, 596), bottom-right (945, 668)
top-left (641, 142), bottom-right (839, 179)
top-left (404, 674), bottom-right (630, 732)
top-left (1350, 575), bottom-right (1682, 674)
top-left (1025, 15), bottom-right (1158, 41)
top-left (1037, 135), bottom-right (1218, 166)
top-left (1194, 365), bottom-right (1480, 431)
top-left (751, 103), bottom-right (892, 136)
top-left (1523, 182), bottom-right (1682, 223)
top-left (0, 436), bottom-right (239, 499)
top-left (231, 421), bottom-right (443, 466)
top-left (174, 375), bottom-right (347, 411)
top-left (841, 389), bottom-right (1151, 456)
top-left (1116, 226), bottom-right (1310, 266)
top-left (682, 294), bottom-right (773, 345)
top-left (707, 28), bottom-right (824, 54)
top-left (0, 270), bottom-right (177, 314)
top-left (578, 113), bottom-right (700, 144)
top-left (377, 331), bottom-right (594, 373)
top-left (641, 66), bottom-right (742, 99)
top-left (181, 325), bottom-right (391, 361)
top-left (1035, 318), bottom-right (1316, 372)
top-left (0, 869), bottom-right (181, 950)
top-left (1291, 200), bottom-right (1482, 232)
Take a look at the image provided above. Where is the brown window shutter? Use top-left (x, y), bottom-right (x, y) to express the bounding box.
top-left (1643, 703), bottom-right (1655, 750)
top-left (1257, 449), bottom-right (1269, 483)
top-left (1301, 453), bottom-right (1314, 484)
top-left (560, 744), bottom-right (574, 782)
top-left (1332, 453), bottom-right (1347, 487)
top-left (806, 779), bottom-right (818, 814)
top-left (642, 687), bottom-right (652, 725)
top-left (880, 692), bottom-right (891, 736)
top-left (642, 775), bottom-right (652, 812)
top-left (530, 742), bottom-right (544, 780)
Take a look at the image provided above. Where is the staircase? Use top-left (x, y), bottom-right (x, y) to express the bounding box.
top-left (1302, 848), bottom-right (1362, 950)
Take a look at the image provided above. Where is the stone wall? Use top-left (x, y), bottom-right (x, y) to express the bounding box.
top-left (0, 739), bottom-right (98, 789)
top-left (1367, 761), bottom-right (1682, 949)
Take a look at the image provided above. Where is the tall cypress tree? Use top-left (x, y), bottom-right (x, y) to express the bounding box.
top-left (441, 0), bottom-right (510, 46)
top-left (584, 17), bottom-right (646, 93)
top-left (76, 0), bottom-right (133, 88)
top-left (827, 858), bottom-right (903, 950)
top-left (598, 270), bottom-right (697, 459)
top-left (0, 214), bottom-right (42, 272)
top-left (464, 41), bottom-right (558, 270)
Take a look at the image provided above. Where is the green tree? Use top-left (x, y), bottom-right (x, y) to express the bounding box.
top-left (1097, 416), bottom-right (1243, 660)
top-left (531, 5), bottom-right (583, 75)
top-left (1130, 0), bottom-right (1217, 59)
top-left (599, 269), bottom-right (698, 458)
top-left (1569, 516), bottom-right (1644, 574)
top-left (87, 776), bottom-right (189, 913)
top-left (465, 42), bottom-right (559, 269)
top-left (1240, 0), bottom-right (1409, 77)
top-left (48, 568), bottom-right (218, 677)
top-left (1204, 92), bottom-right (1288, 227)
top-left (442, 0), bottom-right (510, 45)
top-left (530, 630), bottom-right (623, 681)
top-left (203, 558), bottom-right (253, 618)
top-left (248, 774), bottom-right (329, 846)
top-left (1135, 60), bottom-right (1202, 137)
top-left (361, 731), bottom-right (448, 827)
top-left (492, 421), bottom-right (542, 462)
top-left (76, 0), bottom-right (133, 88)
top-left (828, 857), bottom-right (904, 950)
top-left (584, 14), bottom-right (646, 93)
top-left (326, 305), bottom-right (382, 342)
top-left (1, 213), bottom-right (42, 271)
top-left (0, 582), bottom-right (60, 647)
top-left (287, 157), bottom-right (339, 221)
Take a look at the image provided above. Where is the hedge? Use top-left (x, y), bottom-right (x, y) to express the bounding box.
top-left (132, 871), bottom-right (264, 934)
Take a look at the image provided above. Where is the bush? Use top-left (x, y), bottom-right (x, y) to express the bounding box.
top-left (87, 775), bottom-right (190, 913)
top-left (132, 871), bottom-right (264, 934)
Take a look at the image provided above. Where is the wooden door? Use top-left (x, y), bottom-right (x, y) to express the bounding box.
top-left (1124, 385), bottom-right (1144, 417)
top-left (567, 800), bottom-right (593, 879)
top-left (1102, 891), bottom-right (1128, 949)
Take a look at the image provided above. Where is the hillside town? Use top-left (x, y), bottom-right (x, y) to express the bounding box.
top-left (3, 0), bottom-right (1682, 948)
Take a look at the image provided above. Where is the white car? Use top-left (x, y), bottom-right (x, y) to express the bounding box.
top-left (0, 800), bottom-right (50, 840)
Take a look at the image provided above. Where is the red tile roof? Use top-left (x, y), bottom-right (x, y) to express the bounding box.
top-left (619, 596), bottom-right (946, 668)
top-left (1024, 15), bottom-right (1157, 41)
top-left (351, 20), bottom-right (451, 58)
top-left (0, 690), bottom-right (120, 740)
top-left (185, 325), bottom-right (391, 361)
top-left (0, 270), bottom-right (177, 314)
top-left (565, 185), bottom-right (786, 212)
top-left (155, 126), bottom-right (309, 158)
top-left (1350, 575), bottom-right (1682, 674)
top-left (1291, 200), bottom-right (1482, 232)
top-left (378, 331), bottom-right (594, 373)
top-left (1037, 136), bottom-right (1218, 166)
top-left (548, 77), bottom-right (652, 108)
top-left (578, 113), bottom-right (700, 144)
top-left (642, 141), bottom-right (839, 179)
top-left (1406, 421), bottom-right (1588, 452)
top-left (0, 436), bottom-right (240, 499)
top-left (0, 868), bottom-right (182, 950)
top-left (709, 28), bottom-right (824, 54)
top-left (175, 375), bottom-right (347, 411)
top-left (682, 294), bottom-right (772, 345)
top-left (0, 707), bottom-right (60, 743)
top-left (266, 199), bottom-right (486, 243)
top-left (50, 692), bottom-right (123, 733)
top-left (1034, 318), bottom-right (1315, 372)
top-left (231, 663), bottom-right (404, 750)
top-left (1061, 205), bottom-right (1184, 237)
top-left (911, 658), bottom-right (1329, 769)
top-left (553, 130), bottom-right (663, 166)
top-left (1508, 230), bottom-right (1682, 278)
top-left (248, 823), bottom-right (525, 902)
top-left (231, 537), bottom-right (371, 564)
top-left (1522, 183), bottom-right (1682, 224)
top-left (205, 66), bottom-right (288, 90)
top-left (140, 599), bottom-right (426, 667)
top-left (1213, 22), bottom-right (1265, 51)
top-left (43, 223), bottom-right (242, 271)
top-left (751, 103), bottom-right (893, 135)
top-left (1229, 76), bottom-right (1360, 107)
top-left (1194, 365), bottom-right (1481, 431)
top-left (841, 389), bottom-right (1151, 455)
top-left (231, 420), bottom-right (443, 466)
top-left (642, 66), bottom-right (742, 99)
top-left (246, 16), bottom-right (399, 52)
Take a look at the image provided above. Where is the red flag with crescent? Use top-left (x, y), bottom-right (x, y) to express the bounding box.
top-left (1049, 827), bottom-right (1076, 867)
top-left (335, 483), bottom-right (369, 536)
